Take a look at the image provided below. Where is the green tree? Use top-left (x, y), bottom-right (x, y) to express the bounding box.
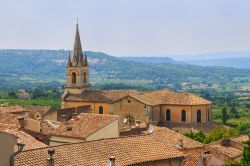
top-left (241, 139), bottom-right (250, 166)
top-left (222, 107), bottom-right (228, 124)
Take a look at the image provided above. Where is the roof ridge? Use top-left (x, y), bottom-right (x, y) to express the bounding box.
top-left (20, 133), bottom-right (154, 153)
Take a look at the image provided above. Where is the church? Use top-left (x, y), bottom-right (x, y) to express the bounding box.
top-left (61, 23), bottom-right (212, 127)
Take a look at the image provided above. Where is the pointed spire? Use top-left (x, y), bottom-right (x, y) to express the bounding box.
top-left (84, 52), bottom-right (88, 67)
top-left (67, 52), bottom-right (71, 66)
top-left (72, 20), bottom-right (83, 66)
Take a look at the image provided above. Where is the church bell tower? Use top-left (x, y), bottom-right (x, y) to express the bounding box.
top-left (65, 22), bottom-right (90, 94)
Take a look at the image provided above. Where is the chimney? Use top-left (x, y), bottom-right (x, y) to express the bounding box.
top-left (18, 117), bottom-right (25, 129)
top-left (107, 156), bottom-right (115, 166)
top-left (61, 115), bottom-right (66, 122)
top-left (47, 148), bottom-right (55, 166)
top-left (72, 113), bottom-right (79, 120)
top-left (178, 138), bottom-right (184, 149)
top-left (10, 142), bottom-right (25, 166)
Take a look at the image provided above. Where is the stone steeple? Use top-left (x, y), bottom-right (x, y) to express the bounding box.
top-left (64, 22), bottom-right (90, 95)
top-left (68, 23), bottom-right (85, 67)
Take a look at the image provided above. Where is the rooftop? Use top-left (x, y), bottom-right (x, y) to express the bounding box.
top-left (0, 123), bottom-right (47, 150)
top-left (63, 89), bottom-right (212, 106)
top-left (207, 135), bottom-right (249, 159)
top-left (0, 105), bottom-right (28, 114)
top-left (41, 113), bottom-right (119, 139)
top-left (151, 126), bottom-right (204, 149)
top-left (15, 133), bottom-right (185, 166)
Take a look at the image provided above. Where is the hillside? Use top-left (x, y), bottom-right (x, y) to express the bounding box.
top-left (185, 57), bottom-right (250, 69)
top-left (1, 49), bottom-right (250, 91)
top-left (118, 57), bottom-right (183, 64)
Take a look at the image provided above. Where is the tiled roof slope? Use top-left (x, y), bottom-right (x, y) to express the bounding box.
top-left (25, 106), bottom-right (52, 115)
top-left (184, 155), bottom-right (199, 166)
top-left (64, 89), bottom-right (139, 102)
top-left (0, 105), bottom-right (28, 114)
top-left (231, 135), bottom-right (249, 143)
top-left (207, 135), bottom-right (249, 159)
top-left (130, 90), bottom-right (212, 106)
top-left (209, 144), bottom-right (242, 158)
top-left (15, 134), bottom-right (185, 166)
top-left (0, 123), bottom-right (47, 150)
top-left (63, 89), bottom-right (211, 106)
top-left (0, 111), bottom-right (21, 125)
top-left (151, 126), bottom-right (204, 149)
top-left (41, 113), bottom-right (119, 139)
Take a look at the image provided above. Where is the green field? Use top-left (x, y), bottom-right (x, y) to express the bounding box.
top-left (0, 98), bottom-right (61, 108)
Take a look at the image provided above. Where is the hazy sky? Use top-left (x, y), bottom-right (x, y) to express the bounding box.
top-left (0, 0), bottom-right (250, 57)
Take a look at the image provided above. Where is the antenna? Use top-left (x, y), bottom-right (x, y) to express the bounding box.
top-left (77, 17), bottom-right (78, 25)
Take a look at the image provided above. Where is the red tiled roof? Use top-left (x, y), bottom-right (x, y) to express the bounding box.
top-left (184, 155), bottom-right (199, 166)
top-left (15, 134), bottom-right (185, 166)
top-left (0, 105), bottom-right (28, 114)
top-left (0, 123), bottom-right (47, 150)
top-left (41, 113), bottom-right (119, 139)
top-left (63, 89), bottom-right (211, 106)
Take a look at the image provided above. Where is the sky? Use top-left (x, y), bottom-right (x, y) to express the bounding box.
top-left (0, 0), bottom-right (250, 58)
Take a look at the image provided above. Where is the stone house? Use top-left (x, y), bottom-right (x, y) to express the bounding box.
top-left (206, 135), bottom-right (249, 165)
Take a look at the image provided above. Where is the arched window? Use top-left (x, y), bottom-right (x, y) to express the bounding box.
top-left (166, 109), bottom-right (171, 122)
top-left (197, 110), bottom-right (201, 123)
top-left (72, 72), bottom-right (76, 84)
top-left (99, 106), bottom-right (103, 114)
top-left (181, 110), bottom-right (186, 122)
top-left (83, 72), bottom-right (87, 83)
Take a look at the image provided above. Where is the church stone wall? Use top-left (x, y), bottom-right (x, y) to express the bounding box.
top-left (62, 101), bottom-right (110, 114)
top-left (111, 96), bottom-right (149, 127)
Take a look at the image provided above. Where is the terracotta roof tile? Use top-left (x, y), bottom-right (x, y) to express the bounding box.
top-left (151, 126), bottom-right (204, 149)
top-left (184, 155), bottom-right (199, 166)
top-left (0, 111), bottom-right (21, 125)
top-left (64, 89), bottom-right (211, 106)
top-left (0, 123), bottom-right (47, 150)
top-left (15, 134), bottom-right (185, 166)
top-left (209, 144), bottom-right (242, 158)
top-left (231, 135), bottom-right (249, 143)
top-left (25, 106), bottom-right (52, 116)
top-left (41, 113), bottom-right (119, 139)
top-left (0, 105), bottom-right (28, 114)
top-left (130, 90), bottom-right (212, 106)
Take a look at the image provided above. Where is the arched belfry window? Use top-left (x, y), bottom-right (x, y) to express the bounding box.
top-left (181, 110), bottom-right (186, 122)
top-left (72, 72), bottom-right (76, 84)
top-left (197, 110), bottom-right (201, 123)
top-left (84, 72), bottom-right (87, 84)
top-left (99, 106), bottom-right (103, 114)
top-left (166, 109), bottom-right (171, 122)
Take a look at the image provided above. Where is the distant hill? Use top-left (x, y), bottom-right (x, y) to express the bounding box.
top-left (1, 49), bottom-right (250, 90)
top-left (185, 57), bottom-right (250, 69)
top-left (118, 57), bottom-right (183, 64)
top-left (171, 51), bottom-right (250, 61)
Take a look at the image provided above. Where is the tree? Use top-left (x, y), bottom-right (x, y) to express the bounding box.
top-left (241, 139), bottom-right (250, 166)
top-left (222, 107), bottom-right (228, 124)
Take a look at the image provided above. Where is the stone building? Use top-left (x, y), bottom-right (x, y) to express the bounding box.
top-left (61, 23), bottom-right (212, 128)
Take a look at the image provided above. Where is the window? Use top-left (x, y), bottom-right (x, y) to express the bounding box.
top-left (72, 72), bottom-right (76, 84)
top-left (166, 109), bottom-right (171, 122)
top-left (99, 106), bottom-right (103, 114)
top-left (181, 110), bottom-right (186, 122)
top-left (124, 115), bottom-right (135, 126)
top-left (197, 110), bottom-right (201, 123)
